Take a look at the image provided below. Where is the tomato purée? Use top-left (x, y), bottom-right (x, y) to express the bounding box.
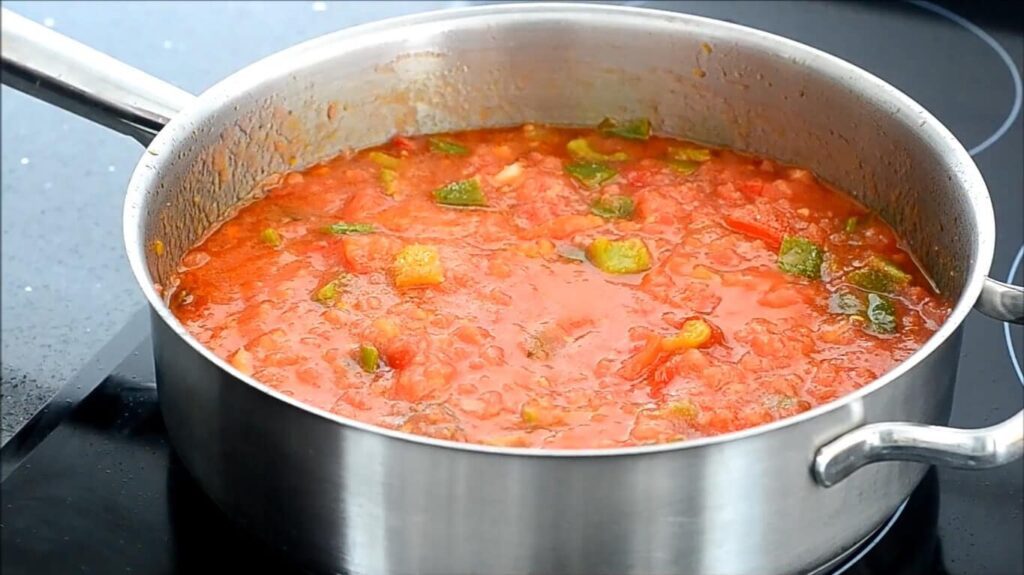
top-left (168, 123), bottom-right (951, 448)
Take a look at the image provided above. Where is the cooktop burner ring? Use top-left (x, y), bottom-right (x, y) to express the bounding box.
top-left (617, 0), bottom-right (1021, 158)
top-left (909, 0), bottom-right (1023, 156)
top-left (1005, 244), bottom-right (1024, 385)
top-left (807, 498), bottom-right (909, 575)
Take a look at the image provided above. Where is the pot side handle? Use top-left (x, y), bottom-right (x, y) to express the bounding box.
top-left (814, 276), bottom-right (1024, 487)
top-left (1, 8), bottom-right (195, 145)
top-left (976, 277), bottom-right (1024, 324)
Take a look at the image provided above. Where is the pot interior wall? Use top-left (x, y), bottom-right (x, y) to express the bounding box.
top-left (139, 7), bottom-right (981, 300)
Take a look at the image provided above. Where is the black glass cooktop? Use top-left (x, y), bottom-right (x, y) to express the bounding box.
top-left (2, 1), bottom-right (1022, 574)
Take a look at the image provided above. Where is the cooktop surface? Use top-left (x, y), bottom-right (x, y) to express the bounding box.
top-left (2, 1), bottom-right (1022, 574)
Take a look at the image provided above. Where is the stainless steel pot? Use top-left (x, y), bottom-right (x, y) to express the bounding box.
top-left (3, 4), bottom-right (1022, 574)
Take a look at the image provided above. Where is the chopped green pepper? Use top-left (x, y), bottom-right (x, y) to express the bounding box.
top-left (590, 195), bottom-right (635, 219)
top-left (260, 228), bottom-right (282, 248)
top-left (844, 216), bottom-right (859, 233)
top-left (428, 137), bottom-right (469, 156)
top-left (323, 222), bottom-right (376, 235)
top-left (586, 237), bottom-right (652, 274)
top-left (566, 138), bottom-right (629, 162)
top-left (565, 162), bottom-right (618, 188)
top-left (357, 344), bottom-right (380, 373)
top-left (865, 293), bottom-right (898, 334)
top-left (433, 178), bottom-right (487, 207)
top-left (368, 151), bottom-right (400, 169)
top-left (828, 291), bottom-right (865, 315)
top-left (778, 236), bottom-right (824, 279)
top-left (380, 168), bottom-right (398, 195)
top-left (668, 146), bottom-right (712, 162)
top-left (520, 403), bottom-right (542, 425)
top-left (315, 283), bottom-right (337, 303)
top-left (846, 256), bottom-right (912, 294)
top-left (313, 275), bottom-right (349, 305)
top-left (598, 117), bottom-right (652, 140)
top-left (668, 159), bottom-right (701, 175)
top-left (666, 146), bottom-right (711, 174)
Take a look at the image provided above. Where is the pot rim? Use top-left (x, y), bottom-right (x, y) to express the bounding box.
top-left (123, 2), bottom-right (995, 458)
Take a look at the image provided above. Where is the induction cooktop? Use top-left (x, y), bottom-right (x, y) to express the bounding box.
top-left (2, 1), bottom-right (1022, 574)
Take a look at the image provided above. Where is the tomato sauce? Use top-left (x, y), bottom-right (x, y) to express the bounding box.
top-left (168, 123), bottom-right (952, 448)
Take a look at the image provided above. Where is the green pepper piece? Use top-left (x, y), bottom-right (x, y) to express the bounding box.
top-left (846, 256), bottom-right (912, 294)
top-left (668, 159), bottom-right (701, 175)
top-left (666, 146), bottom-right (711, 174)
top-left (586, 237), bottom-right (652, 274)
top-left (380, 168), bottom-right (398, 196)
top-left (565, 162), bottom-right (618, 188)
top-left (778, 236), bottom-right (824, 279)
top-left (315, 283), bottom-right (337, 303)
top-left (323, 222), bottom-right (376, 235)
top-left (520, 403), bottom-right (542, 425)
top-left (260, 228), bottom-right (282, 248)
top-left (865, 293), bottom-right (898, 334)
top-left (313, 275), bottom-right (349, 305)
top-left (598, 117), bottom-right (652, 140)
top-left (433, 178), bottom-right (487, 207)
top-left (874, 258), bottom-right (911, 283)
top-left (590, 195), bottom-right (635, 219)
top-left (844, 216), bottom-right (859, 233)
top-left (828, 291), bottom-right (864, 315)
top-left (358, 344), bottom-right (380, 373)
top-left (668, 146), bottom-right (712, 162)
top-left (566, 138), bottom-right (629, 162)
top-left (428, 137), bottom-right (469, 156)
top-left (368, 151), bottom-right (401, 169)
top-left (847, 269), bottom-right (888, 293)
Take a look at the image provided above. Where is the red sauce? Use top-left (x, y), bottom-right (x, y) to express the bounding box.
top-left (168, 124), bottom-right (952, 448)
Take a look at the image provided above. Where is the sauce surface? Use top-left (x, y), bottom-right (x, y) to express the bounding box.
top-left (169, 123), bottom-right (951, 448)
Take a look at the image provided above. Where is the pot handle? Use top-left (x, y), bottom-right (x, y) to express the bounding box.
top-left (814, 276), bottom-right (1024, 487)
top-left (976, 276), bottom-right (1024, 324)
top-left (1, 8), bottom-right (195, 145)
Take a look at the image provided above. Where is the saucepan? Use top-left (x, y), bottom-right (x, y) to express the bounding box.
top-left (2, 4), bottom-right (1021, 574)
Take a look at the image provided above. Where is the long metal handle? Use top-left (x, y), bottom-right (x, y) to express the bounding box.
top-left (815, 276), bottom-right (1024, 487)
top-left (1, 8), bottom-right (195, 145)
